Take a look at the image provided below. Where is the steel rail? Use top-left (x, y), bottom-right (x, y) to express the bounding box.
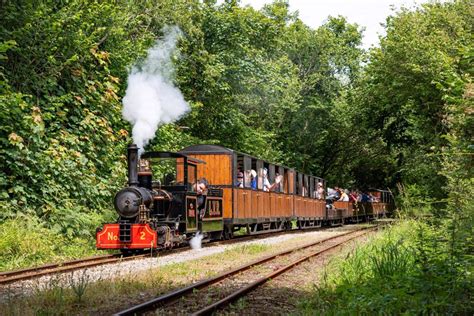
top-left (193, 228), bottom-right (376, 315)
top-left (0, 254), bottom-right (148, 285)
top-left (114, 225), bottom-right (376, 316)
top-left (0, 254), bottom-right (117, 278)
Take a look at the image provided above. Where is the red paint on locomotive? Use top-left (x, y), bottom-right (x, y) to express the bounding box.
top-left (96, 223), bottom-right (157, 249)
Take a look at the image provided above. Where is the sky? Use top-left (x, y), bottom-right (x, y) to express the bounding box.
top-left (238, 0), bottom-right (438, 48)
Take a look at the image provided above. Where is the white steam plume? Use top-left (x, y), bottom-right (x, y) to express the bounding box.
top-left (190, 232), bottom-right (203, 250)
top-left (122, 26), bottom-right (189, 153)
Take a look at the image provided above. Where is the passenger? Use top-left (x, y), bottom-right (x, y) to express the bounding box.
top-left (315, 182), bottom-right (325, 200)
top-left (262, 168), bottom-right (271, 191)
top-left (274, 172), bottom-right (283, 192)
top-left (339, 189), bottom-right (349, 202)
top-left (235, 171), bottom-right (244, 188)
top-left (360, 192), bottom-right (370, 203)
top-left (262, 169), bottom-right (283, 192)
top-left (249, 169), bottom-right (257, 190)
top-left (327, 187), bottom-right (337, 200)
top-left (370, 194), bottom-right (380, 202)
top-left (326, 188), bottom-right (336, 209)
top-left (333, 186), bottom-right (341, 200)
top-left (349, 190), bottom-right (358, 202)
top-left (194, 178), bottom-right (209, 218)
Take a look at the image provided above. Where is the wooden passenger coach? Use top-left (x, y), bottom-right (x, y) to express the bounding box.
top-left (180, 145), bottom-right (329, 236)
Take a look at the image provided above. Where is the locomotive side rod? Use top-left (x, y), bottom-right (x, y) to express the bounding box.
top-left (114, 225), bottom-right (380, 316)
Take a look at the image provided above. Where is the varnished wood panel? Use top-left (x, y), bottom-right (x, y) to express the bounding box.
top-left (222, 188), bottom-right (232, 219)
top-left (245, 189), bottom-right (251, 218)
top-left (334, 201), bottom-right (353, 218)
top-left (288, 195), bottom-right (294, 217)
top-left (316, 200), bottom-right (325, 218)
top-left (258, 192), bottom-right (264, 218)
top-left (176, 157), bottom-right (184, 182)
top-left (269, 193), bottom-right (275, 218)
top-left (187, 154), bottom-right (232, 186)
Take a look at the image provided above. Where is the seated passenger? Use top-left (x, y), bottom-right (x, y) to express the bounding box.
top-left (327, 187), bottom-right (337, 201)
top-left (250, 169), bottom-right (257, 190)
top-left (339, 189), bottom-right (349, 202)
top-left (315, 182), bottom-right (325, 200)
top-left (360, 192), bottom-right (370, 203)
top-left (262, 169), bottom-right (283, 192)
top-left (274, 173), bottom-right (284, 192)
top-left (349, 190), bottom-right (358, 202)
top-left (262, 168), bottom-right (270, 192)
top-left (235, 171), bottom-right (244, 188)
top-left (194, 178), bottom-right (209, 218)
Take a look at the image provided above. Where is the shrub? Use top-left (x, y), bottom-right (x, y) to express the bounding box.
top-left (0, 216), bottom-right (101, 271)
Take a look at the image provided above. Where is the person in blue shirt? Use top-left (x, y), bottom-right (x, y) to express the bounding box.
top-left (250, 169), bottom-right (257, 190)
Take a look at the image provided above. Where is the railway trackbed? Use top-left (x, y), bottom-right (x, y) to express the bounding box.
top-left (0, 225), bottom-right (333, 286)
top-left (115, 225), bottom-right (379, 315)
top-left (0, 253), bottom-right (150, 285)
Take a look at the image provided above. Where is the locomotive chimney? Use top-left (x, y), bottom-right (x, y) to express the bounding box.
top-left (127, 143), bottom-right (139, 187)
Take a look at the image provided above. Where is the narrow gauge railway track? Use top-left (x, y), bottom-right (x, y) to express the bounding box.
top-left (0, 225), bottom-right (334, 286)
top-left (115, 225), bottom-right (379, 316)
top-left (0, 253), bottom-right (149, 285)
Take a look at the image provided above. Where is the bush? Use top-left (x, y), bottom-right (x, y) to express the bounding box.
top-left (0, 217), bottom-right (101, 271)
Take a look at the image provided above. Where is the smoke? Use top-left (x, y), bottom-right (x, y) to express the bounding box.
top-left (190, 232), bottom-right (203, 250)
top-left (122, 26), bottom-right (189, 154)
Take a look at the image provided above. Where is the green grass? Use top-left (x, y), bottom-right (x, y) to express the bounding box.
top-left (298, 220), bottom-right (473, 315)
top-left (0, 217), bottom-right (103, 271)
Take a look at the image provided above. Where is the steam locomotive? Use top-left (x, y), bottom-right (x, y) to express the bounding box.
top-left (96, 144), bottom-right (393, 252)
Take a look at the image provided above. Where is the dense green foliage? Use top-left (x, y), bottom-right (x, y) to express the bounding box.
top-left (351, 0), bottom-right (473, 197)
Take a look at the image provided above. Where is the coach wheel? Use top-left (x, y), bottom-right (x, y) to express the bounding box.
top-left (224, 226), bottom-right (233, 240)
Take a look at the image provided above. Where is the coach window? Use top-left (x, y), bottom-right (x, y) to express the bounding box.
top-left (309, 176), bottom-right (315, 199)
top-left (268, 163), bottom-right (274, 182)
top-left (235, 154), bottom-right (244, 188)
top-left (277, 166), bottom-right (284, 193)
top-left (243, 155), bottom-right (252, 188)
top-left (268, 164), bottom-right (275, 191)
top-left (256, 160), bottom-right (264, 190)
top-left (297, 173), bottom-right (303, 196)
top-left (283, 168), bottom-right (289, 194)
top-left (303, 175), bottom-right (309, 197)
